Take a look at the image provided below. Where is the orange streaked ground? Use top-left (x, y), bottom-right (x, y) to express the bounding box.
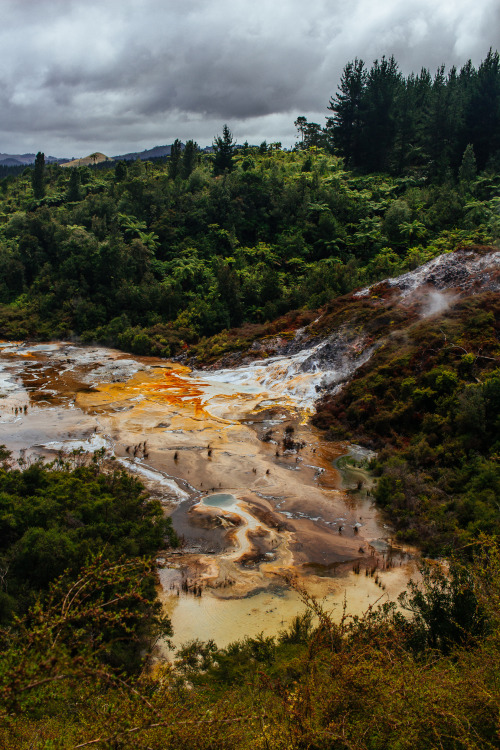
top-left (0, 342), bottom-right (418, 650)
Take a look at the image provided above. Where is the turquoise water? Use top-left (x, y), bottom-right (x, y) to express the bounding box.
top-left (203, 493), bottom-right (236, 508)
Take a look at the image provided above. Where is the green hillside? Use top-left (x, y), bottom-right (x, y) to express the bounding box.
top-left (0, 121), bottom-right (497, 356)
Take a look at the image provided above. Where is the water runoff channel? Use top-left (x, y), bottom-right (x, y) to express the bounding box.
top-left (0, 340), bottom-right (416, 650)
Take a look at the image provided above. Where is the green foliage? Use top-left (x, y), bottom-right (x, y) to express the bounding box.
top-left (115, 159), bottom-right (128, 182)
top-left (0, 455), bottom-right (177, 631)
top-left (328, 50), bottom-right (500, 177)
top-left (168, 138), bottom-right (182, 179)
top-left (213, 124), bottom-right (235, 175)
top-left (0, 55), bottom-right (498, 747)
top-left (0, 452), bottom-right (178, 683)
top-left (0, 123), bottom-right (494, 357)
top-left (3, 541), bottom-right (500, 749)
top-left (66, 168), bottom-right (81, 202)
top-left (398, 560), bottom-right (486, 653)
top-left (31, 151), bottom-right (45, 199)
top-left (314, 293), bottom-right (500, 554)
top-left (459, 143), bottom-right (477, 183)
top-left (382, 198), bottom-right (411, 243)
top-left (182, 139), bottom-right (198, 179)
top-left (0, 555), bottom-right (173, 731)
top-left (0, 76), bottom-right (491, 387)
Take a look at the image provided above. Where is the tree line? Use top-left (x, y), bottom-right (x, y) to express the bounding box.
top-left (0, 133), bottom-right (495, 357)
top-left (295, 49), bottom-right (500, 180)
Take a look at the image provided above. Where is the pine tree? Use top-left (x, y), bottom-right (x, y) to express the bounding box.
top-left (459, 143), bottom-right (477, 183)
top-left (67, 168), bottom-right (81, 201)
top-left (361, 55), bottom-right (402, 172)
top-left (393, 68), bottom-right (431, 173)
top-left (181, 140), bottom-right (198, 179)
top-left (114, 161), bottom-right (128, 182)
top-left (465, 49), bottom-right (500, 170)
top-left (168, 139), bottom-right (182, 179)
top-left (422, 66), bottom-right (459, 180)
top-left (213, 125), bottom-right (235, 176)
top-left (328, 58), bottom-right (366, 167)
top-left (32, 152), bottom-right (45, 199)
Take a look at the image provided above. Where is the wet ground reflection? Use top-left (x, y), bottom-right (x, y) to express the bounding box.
top-left (0, 341), bottom-right (418, 650)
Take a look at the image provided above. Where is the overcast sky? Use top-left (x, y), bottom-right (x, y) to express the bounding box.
top-left (1, 0), bottom-right (499, 158)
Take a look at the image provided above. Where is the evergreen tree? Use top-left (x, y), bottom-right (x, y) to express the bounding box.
top-left (328, 58), bottom-right (366, 167)
top-left (422, 66), bottom-right (460, 180)
top-left (294, 116), bottom-right (308, 148)
top-left (459, 143), bottom-right (477, 183)
top-left (181, 140), bottom-right (198, 179)
top-left (216, 261), bottom-right (242, 327)
top-left (361, 55), bottom-right (402, 172)
top-left (168, 139), bottom-right (182, 179)
top-left (445, 65), bottom-right (468, 172)
top-left (393, 68), bottom-right (431, 173)
top-left (67, 168), bottom-right (81, 202)
top-left (32, 151), bottom-right (45, 199)
top-left (465, 49), bottom-right (500, 170)
top-left (213, 124), bottom-right (235, 175)
top-left (114, 160), bottom-right (128, 182)
top-left (325, 50), bottom-right (500, 179)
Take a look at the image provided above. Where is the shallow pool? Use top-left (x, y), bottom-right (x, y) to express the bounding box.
top-left (202, 493), bottom-right (237, 509)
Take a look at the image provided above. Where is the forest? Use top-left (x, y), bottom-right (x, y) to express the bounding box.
top-left (298, 48), bottom-right (500, 177)
top-left (0, 50), bottom-right (500, 747)
top-left (1, 54), bottom-right (499, 358)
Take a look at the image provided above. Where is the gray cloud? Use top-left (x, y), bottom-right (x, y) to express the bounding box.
top-left (0, 0), bottom-right (498, 156)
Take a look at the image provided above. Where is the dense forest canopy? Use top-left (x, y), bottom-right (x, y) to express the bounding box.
top-left (0, 54), bottom-right (499, 358)
top-left (296, 49), bottom-right (500, 178)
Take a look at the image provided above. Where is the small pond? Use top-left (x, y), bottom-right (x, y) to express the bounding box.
top-left (202, 493), bottom-right (237, 509)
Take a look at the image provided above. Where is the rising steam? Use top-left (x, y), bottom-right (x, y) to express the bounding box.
top-left (420, 289), bottom-right (457, 318)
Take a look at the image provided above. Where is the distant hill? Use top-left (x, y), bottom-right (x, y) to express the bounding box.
top-left (0, 158), bottom-right (24, 167)
top-left (60, 152), bottom-right (110, 168)
top-left (0, 143), bottom-right (197, 168)
top-left (112, 144), bottom-right (178, 161)
top-left (0, 153), bottom-right (63, 166)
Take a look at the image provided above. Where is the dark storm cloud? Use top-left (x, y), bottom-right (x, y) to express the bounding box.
top-left (0, 0), bottom-right (499, 155)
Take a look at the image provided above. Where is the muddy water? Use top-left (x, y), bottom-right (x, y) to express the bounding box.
top-left (0, 341), bottom-right (417, 650)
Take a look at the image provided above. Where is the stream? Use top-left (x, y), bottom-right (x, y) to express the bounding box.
top-left (0, 340), bottom-right (416, 650)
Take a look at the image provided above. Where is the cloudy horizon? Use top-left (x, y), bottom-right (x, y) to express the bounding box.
top-left (1, 0), bottom-right (499, 158)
